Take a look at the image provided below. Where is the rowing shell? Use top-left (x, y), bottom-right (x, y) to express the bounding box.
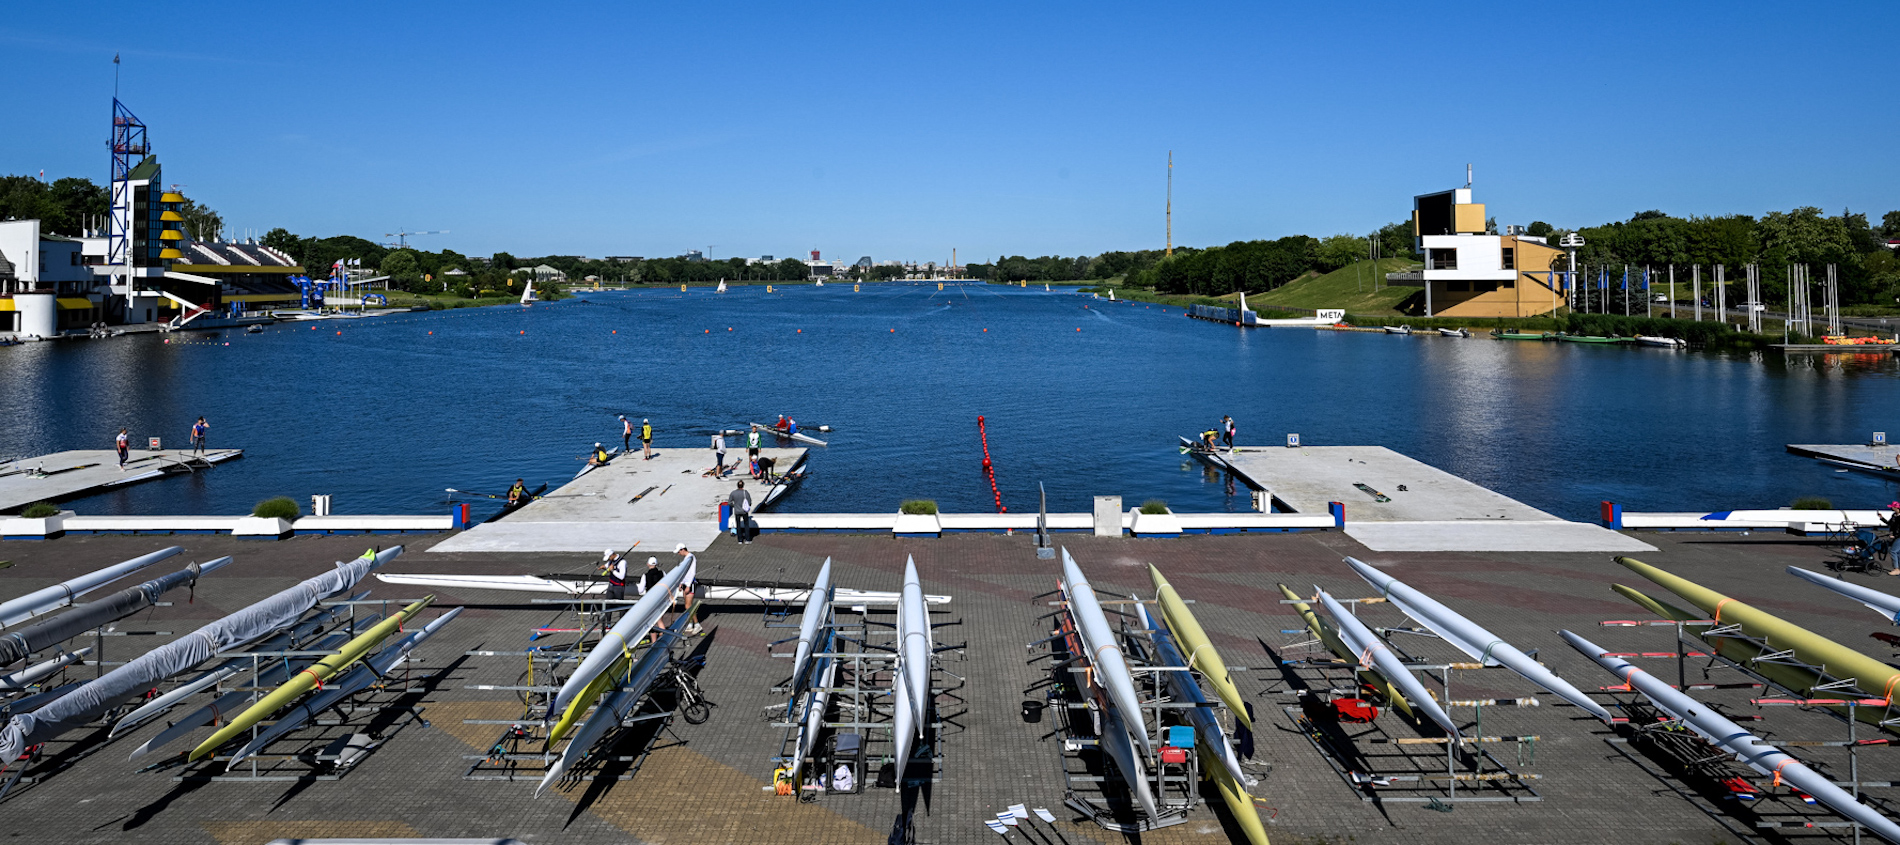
top-left (573, 447), bottom-right (621, 480)
top-left (750, 423), bottom-right (826, 447)
top-left (372, 572), bottom-right (950, 605)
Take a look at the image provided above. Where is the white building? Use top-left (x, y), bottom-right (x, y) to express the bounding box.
top-left (0, 219), bottom-right (104, 339)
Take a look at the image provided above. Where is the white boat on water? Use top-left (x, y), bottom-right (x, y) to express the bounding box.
top-left (1108, 289), bottom-right (1115, 301)
top-left (520, 280), bottom-right (537, 306)
top-left (1383, 325), bottom-right (1412, 335)
top-left (716, 280), bottom-right (728, 293)
top-left (1437, 327), bottom-right (1470, 338)
top-left (815, 279), bottom-right (823, 287)
top-left (1635, 335), bottom-right (1685, 348)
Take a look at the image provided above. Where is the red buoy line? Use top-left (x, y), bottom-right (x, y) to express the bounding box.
top-left (977, 415), bottom-right (1006, 513)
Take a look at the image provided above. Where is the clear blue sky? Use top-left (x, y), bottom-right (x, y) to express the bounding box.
top-left (3, 1), bottom-right (1892, 262)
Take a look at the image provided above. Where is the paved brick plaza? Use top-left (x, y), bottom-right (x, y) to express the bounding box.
top-left (0, 528), bottom-right (1889, 844)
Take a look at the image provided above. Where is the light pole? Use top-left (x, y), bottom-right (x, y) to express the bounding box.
top-left (1560, 232), bottom-right (1584, 314)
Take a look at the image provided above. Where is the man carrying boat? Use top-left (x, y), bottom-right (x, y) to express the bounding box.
top-left (636, 557), bottom-right (665, 595)
top-left (672, 543), bottom-right (702, 634)
top-left (506, 479), bottom-right (529, 506)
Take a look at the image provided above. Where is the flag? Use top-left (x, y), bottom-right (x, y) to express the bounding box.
top-left (113, 54), bottom-right (120, 65)
top-left (1621, 269), bottom-right (1628, 290)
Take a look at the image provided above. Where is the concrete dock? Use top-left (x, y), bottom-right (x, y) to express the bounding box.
top-left (1221, 445), bottom-right (1651, 552)
top-left (0, 448), bottom-right (242, 514)
top-left (429, 445), bottom-right (807, 554)
top-left (1787, 442), bottom-right (1900, 475)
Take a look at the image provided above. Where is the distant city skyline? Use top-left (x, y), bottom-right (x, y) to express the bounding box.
top-left (2, 1), bottom-right (1893, 262)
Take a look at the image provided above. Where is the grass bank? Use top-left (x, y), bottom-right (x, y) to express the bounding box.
top-left (1251, 258), bottom-right (1420, 314)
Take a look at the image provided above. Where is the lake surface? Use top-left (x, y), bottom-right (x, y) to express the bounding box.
top-left (2, 282), bottom-right (1896, 522)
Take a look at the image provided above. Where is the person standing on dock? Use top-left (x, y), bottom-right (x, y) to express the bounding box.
top-left (1221, 415), bottom-right (1236, 453)
top-left (746, 426), bottom-right (762, 478)
top-left (619, 415), bottom-right (632, 453)
top-left (636, 557), bottom-right (665, 596)
top-left (730, 480), bottom-right (754, 544)
top-left (115, 428), bottom-right (129, 470)
top-left (600, 550), bottom-right (628, 601)
top-left (641, 419), bottom-right (653, 460)
top-left (190, 417), bottom-right (209, 455)
top-left (711, 433), bottom-right (727, 477)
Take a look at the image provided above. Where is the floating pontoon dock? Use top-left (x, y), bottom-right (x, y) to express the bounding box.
top-left (1219, 445), bottom-right (1651, 553)
top-left (1786, 443), bottom-right (1900, 477)
top-left (428, 445), bottom-right (807, 554)
top-left (0, 449), bottom-right (242, 514)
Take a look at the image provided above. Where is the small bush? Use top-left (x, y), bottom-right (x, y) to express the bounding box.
top-left (1140, 499), bottom-right (1169, 515)
top-left (1790, 497), bottom-right (1834, 510)
top-left (900, 499), bottom-right (938, 515)
top-left (21, 501), bottom-right (59, 519)
top-left (253, 496), bottom-right (301, 520)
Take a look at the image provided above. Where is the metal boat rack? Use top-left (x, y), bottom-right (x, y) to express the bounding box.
top-left (1027, 592), bottom-right (1215, 833)
top-left (1267, 595), bottom-right (1543, 805)
top-left (1595, 616), bottom-right (1900, 844)
top-left (459, 595), bottom-right (689, 785)
top-left (158, 597), bottom-right (441, 784)
top-left (765, 602), bottom-right (966, 801)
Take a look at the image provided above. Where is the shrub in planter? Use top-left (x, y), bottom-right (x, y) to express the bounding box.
top-left (253, 497), bottom-right (302, 520)
top-left (1140, 500), bottom-right (1169, 515)
top-left (21, 501), bottom-right (59, 519)
top-left (1790, 496), bottom-right (1833, 510)
top-left (900, 499), bottom-right (938, 515)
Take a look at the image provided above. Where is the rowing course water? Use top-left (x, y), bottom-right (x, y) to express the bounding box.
top-left (1, 282), bottom-right (1896, 522)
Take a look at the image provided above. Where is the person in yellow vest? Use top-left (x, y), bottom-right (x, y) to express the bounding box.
top-left (641, 419), bottom-right (654, 460)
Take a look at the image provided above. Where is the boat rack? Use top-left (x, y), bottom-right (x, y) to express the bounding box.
top-left (1266, 597), bottom-right (1543, 805)
top-left (765, 603), bottom-right (966, 801)
top-left (156, 597), bottom-right (442, 784)
top-left (1026, 598), bottom-right (1204, 833)
top-left (459, 597), bottom-right (689, 785)
top-left (1595, 617), bottom-right (1900, 843)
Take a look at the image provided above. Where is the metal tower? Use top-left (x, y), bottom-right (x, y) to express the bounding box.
top-left (108, 98), bottom-right (150, 271)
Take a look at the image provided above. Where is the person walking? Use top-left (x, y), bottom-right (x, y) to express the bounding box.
top-left (619, 415), bottom-right (633, 453)
top-left (599, 550), bottom-right (628, 601)
top-left (640, 419), bottom-right (653, 460)
top-left (746, 426), bottom-right (763, 478)
top-left (190, 417), bottom-right (209, 455)
top-left (672, 543), bottom-right (701, 633)
top-left (1221, 415), bottom-right (1236, 453)
top-left (730, 479), bottom-right (754, 544)
top-left (115, 428), bottom-right (129, 470)
top-left (711, 432), bottom-right (727, 477)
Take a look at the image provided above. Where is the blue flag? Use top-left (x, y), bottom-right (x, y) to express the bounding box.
top-left (1621, 269), bottom-right (1628, 291)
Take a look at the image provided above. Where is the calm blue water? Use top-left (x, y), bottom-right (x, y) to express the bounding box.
top-left (2, 282), bottom-right (1897, 521)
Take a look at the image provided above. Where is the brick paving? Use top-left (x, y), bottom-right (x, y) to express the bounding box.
top-left (0, 528), bottom-right (1892, 844)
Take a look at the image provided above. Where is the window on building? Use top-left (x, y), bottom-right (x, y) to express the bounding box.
top-left (1447, 280), bottom-right (1471, 292)
top-left (1428, 250), bottom-right (1458, 271)
top-left (1501, 247), bottom-right (1515, 270)
top-left (1475, 281), bottom-right (1499, 293)
top-left (1502, 278), bottom-right (1515, 288)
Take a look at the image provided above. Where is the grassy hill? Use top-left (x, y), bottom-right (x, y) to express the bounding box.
top-left (1251, 258), bottom-right (1419, 314)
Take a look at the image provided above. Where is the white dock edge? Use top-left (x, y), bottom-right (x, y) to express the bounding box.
top-left (294, 515), bottom-right (457, 533)
top-left (1172, 513), bottom-right (1337, 532)
top-left (61, 516), bottom-right (245, 533)
top-left (750, 514), bottom-right (900, 531)
top-left (1610, 506), bottom-right (1895, 534)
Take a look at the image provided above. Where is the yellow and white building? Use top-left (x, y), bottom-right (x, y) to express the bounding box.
top-left (1408, 186), bottom-right (1564, 318)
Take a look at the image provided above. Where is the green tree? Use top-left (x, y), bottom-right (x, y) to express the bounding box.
top-left (380, 249), bottom-right (421, 291)
top-left (178, 197), bottom-right (223, 241)
top-left (260, 227), bottom-right (301, 255)
top-left (1526, 221), bottom-right (1554, 238)
top-left (1315, 234), bottom-right (1369, 271)
top-left (45, 178), bottom-right (108, 235)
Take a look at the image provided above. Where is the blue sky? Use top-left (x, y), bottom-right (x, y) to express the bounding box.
top-left (2, 1), bottom-right (1893, 261)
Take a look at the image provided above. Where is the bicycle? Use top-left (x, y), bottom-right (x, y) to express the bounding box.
top-left (661, 657), bottom-right (715, 725)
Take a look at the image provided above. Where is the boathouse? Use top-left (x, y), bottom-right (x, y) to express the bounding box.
top-left (1399, 183), bottom-right (1564, 318)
